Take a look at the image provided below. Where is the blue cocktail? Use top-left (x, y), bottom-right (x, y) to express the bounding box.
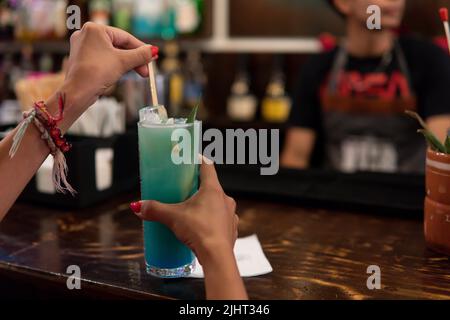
top-left (138, 106), bottom-right (200, 278)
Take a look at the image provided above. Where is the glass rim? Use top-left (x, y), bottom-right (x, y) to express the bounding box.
top-left (138, 120), bottom-right (201, 129)
top-left (138, 106), bottom-right (201, 129)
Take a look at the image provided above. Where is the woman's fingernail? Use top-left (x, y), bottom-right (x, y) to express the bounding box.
top-left (151, 46), bottom-right (159, 57)
top-left (130, 201), bottom-right (142, 213)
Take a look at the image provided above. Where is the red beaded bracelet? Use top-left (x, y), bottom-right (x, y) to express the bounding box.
top-left (33, 95), bottom-right (72, 153)
top-left (9, 93), bottom-right (75, 195)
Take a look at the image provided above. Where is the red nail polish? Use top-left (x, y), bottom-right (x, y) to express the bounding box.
top-left (151, 46), bottom-right (159, 57)
top-left (130, 201), bottom-right (142, 213)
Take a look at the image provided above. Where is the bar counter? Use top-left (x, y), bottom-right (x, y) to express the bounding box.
top-left (1, 191), bottom-right (450, 300)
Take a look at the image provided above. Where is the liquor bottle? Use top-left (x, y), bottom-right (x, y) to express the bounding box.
top-left (133, 0), bottom-right (164, 39)
top-left (20, 45), bottom-right (35, 74)
top-left (54, 0), bottom-right (68, 39)
top-left (112, 0), bottom-right (133, 32)
top-left (0, 1), bottom-right (14, 40)
top-left (161, 0), bottom-right (177, 40)
top-left (13, 0), bottom-right (67, 40)
top-left (183, 49), bottom-right (207, 119)
top-left (0, 55), bottom-right (14, 101)
top-left (119, 72), bottom-right (148, 123)
top-left (174, 0), bottom-right (203, 35)
top-left (39, 53), bottom-right (54, 73)
top-left (14, 1), bottom-right (32, 41)
top-left (89, 0), bottom-right (111, 26)
top-left (2, 53), bottom-right (25, 98)
top-left (161, 41), bottom-right (184, 117)
top-left (261, 56), bottom-right (292, 123)
top-left (227, 56), bottom-right (257, 122)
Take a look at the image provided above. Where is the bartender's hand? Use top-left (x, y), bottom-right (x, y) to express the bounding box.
top-left (130, 160), bottom-right (248, 300)
top-left (58, 22), bottom-right (158, 131)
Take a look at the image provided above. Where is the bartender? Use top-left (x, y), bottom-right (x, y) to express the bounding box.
top-left (282, 0), bottom-right (450, 173)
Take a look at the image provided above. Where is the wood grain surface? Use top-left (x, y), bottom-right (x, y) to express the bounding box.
top-left (0, 194), bottom-right (449, 300)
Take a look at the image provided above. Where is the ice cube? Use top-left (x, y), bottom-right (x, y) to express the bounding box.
top-left (176, 118), bottom-right (188, 124)
top-left (139, 107), bottom-right (162, 124)
top-left (165, 118), bottom-right (175, 125)
top-left (157, 105), bottom-right (169, 122)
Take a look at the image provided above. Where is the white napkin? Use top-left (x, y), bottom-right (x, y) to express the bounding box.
top-left (188, 235), bottom-right (273, 278)
top-left (68, 98), bottom-right (125, 137)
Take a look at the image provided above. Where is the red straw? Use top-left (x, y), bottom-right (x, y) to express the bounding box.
top-left (440, 8), bottom-right (448, 22)
top-left (440, 8), bottom-right (450, 54)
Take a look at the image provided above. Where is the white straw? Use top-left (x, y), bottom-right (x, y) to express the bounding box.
top-left (444, 21), bottom-right (450, 54)
top-left (148, 61), bottom-right (159, 107)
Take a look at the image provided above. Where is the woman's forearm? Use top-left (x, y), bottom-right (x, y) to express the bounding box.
top-left (0, 23), bottom-right (157, 220)
top-left (0, 84), bottom-right (79, 220)
top-left (200, 244), bottom-right (248, 300)
top-left (0, 117), bottom-right (50, 219)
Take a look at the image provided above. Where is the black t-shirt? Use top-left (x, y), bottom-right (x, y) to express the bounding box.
top-left (289, 36), bottom-right (450, 173)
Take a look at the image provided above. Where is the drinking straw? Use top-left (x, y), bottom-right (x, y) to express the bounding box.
top-left (440, 8), bottom-right (450, 54)
top-left (148, 59), bottom-right (159, 106)
top-left (147, 50), bottom-right (168, 121)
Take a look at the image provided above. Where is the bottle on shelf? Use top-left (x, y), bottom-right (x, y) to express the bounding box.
top-left (0, 54), bottom-right (14, 101)
top-left (227, 56), bottom-right (258, 122)
top-left (0, 53), bottom-right (21, 125)
top-left (54, 0), bottom-right (68, 39)
top-left (39, 53), bottom-right (54, 73)
top-left (161, 0), bottom-right (177, 40)
top-left (161, 41), bottom-right (184, 117)
top-left (133, 0), bottom-right (165, 39)
top-left (261, 56), bottom-right (292, 123)
top-left (183, 49), bottom-right (207, 119)
top-left (112, 0), bottom-right (133, 32)
top-left (0, 1), bottom-right (15, 40)
top-left (89, 0), bottom-right (111, 26)
top-left (174, 0), bottom-right (204, 36)
top-left (12, 0), bottom-right (68, 40)
top-left (14, 1), bottom-right (34, 40)
top-left (119, 71), bottom-right (148, 123)
top-left (8, 48), bottom-right (31, 100)
top-left (20, 45), bottom-right (35, 75)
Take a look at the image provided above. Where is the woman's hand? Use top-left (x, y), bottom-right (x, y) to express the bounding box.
top-left (59, 22), bottom-right (158, 131)
top-left (0, 23), bottom-right (158, 218)
top-left (130, 160), bottom-right (247, 300)
top-left (130, 160), bottom-right (239, 265)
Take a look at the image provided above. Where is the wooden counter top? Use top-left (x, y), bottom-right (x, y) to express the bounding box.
top-left (0, 194), bottom-right (449, 300)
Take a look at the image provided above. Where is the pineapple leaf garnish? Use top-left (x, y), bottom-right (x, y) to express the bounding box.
top-left (406, 110), bottom-right (447, 153)
top-left (187, 105), bottom-right (199, 124)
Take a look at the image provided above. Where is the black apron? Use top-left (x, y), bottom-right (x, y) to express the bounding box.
top-left (320, 41), bottom-right (426, 173)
